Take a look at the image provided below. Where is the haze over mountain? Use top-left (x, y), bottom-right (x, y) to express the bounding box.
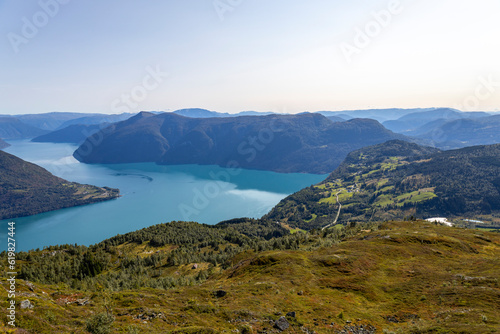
top-left (172, 108), bottom-right (274, 118)
top-left (317, 108), bottom-right (441, 123)
top-left (32, 123), bottom-right (111, 144)
top-left (55, 113), bottom-right (133, 129)
top-left (0, 117), bottom-right (49, 139)
top-left (74, 112), bottom-right (407, 174)
top-left (383, 108), bottom-right (490, 134)
top-left (266, 140), bottom-right (500, 229)
top-left (0, 150), bottom-right (119, 220)
top-left (11, 112), bottom-right (100, 131)
top-left (415, 114), bottom-right (500, 149)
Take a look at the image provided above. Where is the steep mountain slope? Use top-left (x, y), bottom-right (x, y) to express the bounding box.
top-left (0, 117), bottom-right (48, 139)
top-left (0, 138), bottom-right (9, 150)
top-left (74, 112), bottom-right (406, 174)
top-left (0, 150), bottom-right (119, 220)
top-left (265, 140), bottom-right (500, 229)
top-left (2, 220), bottom-right (498, 333)
top-left (32, 123), bottom-right (111, 144)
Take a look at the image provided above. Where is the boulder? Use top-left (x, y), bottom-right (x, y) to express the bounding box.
top-left (275, 316), bottom-right (289, 331)
top-left (20, 300), bottom-right (33, 309)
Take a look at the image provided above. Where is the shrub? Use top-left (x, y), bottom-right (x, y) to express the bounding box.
top-left (85, 312), bottom-right (115, 334)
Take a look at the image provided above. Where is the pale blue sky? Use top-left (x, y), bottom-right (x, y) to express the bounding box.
top-left (1, 0), bottom-right (499, 114)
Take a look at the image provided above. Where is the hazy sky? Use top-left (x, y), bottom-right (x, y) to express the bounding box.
top-left (1, 0), bottom-right (499, 114)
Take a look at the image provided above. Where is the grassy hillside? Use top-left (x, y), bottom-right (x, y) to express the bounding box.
top-left (0, 220), bottom-right (498, 333)
top-left (265, 140), bottom-right (500, 230)
top-left (0, 150), bottom-right (119, 220)
top-left (73, 112), bottom-right (406, 174)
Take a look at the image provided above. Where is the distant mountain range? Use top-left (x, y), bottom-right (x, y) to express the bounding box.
top-left (0, 113), bottom-right (133, 140)
top-left (265, 140), bottom-right (500, 229)
top-left (0, 150), bottom-right (119, 220)
top-left (414, 115), bottom-right (500, 149)
top-left (55, 114), bottom-right (133, 130)
top-left (12, 112), bottom-right (132, 131)
top-left (382, 108), bottom-right (489, 133)
top-left (0, 117), bottom-right (49, 139)
top-left (32, 123), bottom-right (111, 144)
top-left (173, 108), bottom-right (274, 118)
top-left (317, 108), bottom-right (441, 122)
top-left (73, 112), bottom-right (407, 174)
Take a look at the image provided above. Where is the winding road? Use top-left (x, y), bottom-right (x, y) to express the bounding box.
top-left (322, 190), bottom-right (343, 230)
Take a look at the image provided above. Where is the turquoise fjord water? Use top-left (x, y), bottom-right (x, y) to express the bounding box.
top-left (1, 141), bottom-right (326, 251)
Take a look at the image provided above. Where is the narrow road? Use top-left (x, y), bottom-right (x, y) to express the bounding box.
top-left (322, 190), bottom-right (342, 230)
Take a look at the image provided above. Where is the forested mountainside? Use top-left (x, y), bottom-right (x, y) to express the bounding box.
top-left (74, 112), bottom-right (406, 174)
top-left (265, 140), bottom-right (500, 230)
top-left (0, 150), bottom-right (119, 220)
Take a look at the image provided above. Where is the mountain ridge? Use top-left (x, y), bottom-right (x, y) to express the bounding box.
top-left (73, 112), bottom-right (408, 174)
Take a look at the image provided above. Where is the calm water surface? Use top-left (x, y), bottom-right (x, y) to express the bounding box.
top-left (1, 141), bottom-right (326, 251)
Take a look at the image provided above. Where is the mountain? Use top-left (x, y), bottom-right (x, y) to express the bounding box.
top-left (173, 108), bottom-right (228, 118)
top-left (265, 140), bottom-right (500, 229)
top-left (326, 115), bottom-right (345, 123)
top-left (0, 117), bottom-right (49, 139)
top-left (7, 219), bottom-right (499, 333)
top-left (383, 108), bottom-right (489, 134)
top-left (416, 115), bottom-right (500, 149)
top-left (0, 150), bottom-right (119, 220)
top-left (317, 108), bottom-right (439, 122)
top-left (0, 139), bottom-right (9, 150)
top-left (12, 112), bottom-right (97, 131)
top-left (1, 112), bottom-right (132, 141)
top-left (32, 123), bottom-right (111, 144)
top-left (55, 113), bottom-right (132, 129)
top-left (73, 112), bottom-right (407, 174)
top-left (173, 108), bottom-right (274, 118)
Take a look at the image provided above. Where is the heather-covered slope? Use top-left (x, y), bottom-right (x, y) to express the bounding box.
top-left (1, 220), bottom-right (498, 333)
